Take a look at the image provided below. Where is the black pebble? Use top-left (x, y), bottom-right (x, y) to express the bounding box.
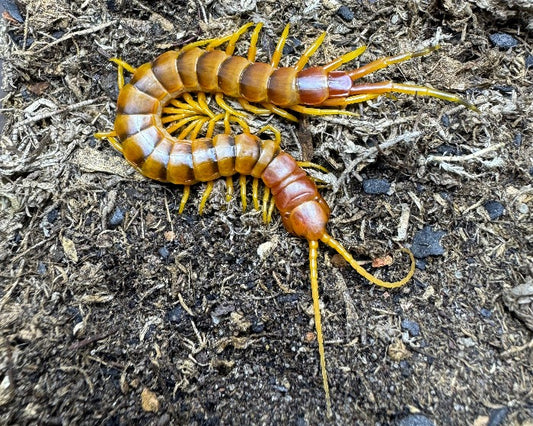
top-left (362, 178), bottom-right (390, 195)
top-left (336, 5), bottom-right (355, 22)
top-left (47, 209), bottom-right (59, 223)
top-left (108, 207), bottom-right (125, 227)
top-left (526, 55), bottom-right (533, 69)
top-left (483, 201), bottom-right (504, 220)
top-left (489, 33), bottom-right (518, 49)
top-left (401, 319), bottom-right (421, 337)
top-left (166, 306), bottom-right (186, 325)
top-left (411, 226), bottom-right (446, 259)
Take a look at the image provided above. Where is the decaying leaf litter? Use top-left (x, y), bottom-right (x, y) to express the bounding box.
top-left (1, 0), bottom-right (532, 424)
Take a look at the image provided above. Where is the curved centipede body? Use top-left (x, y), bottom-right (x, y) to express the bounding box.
top-left (94, 22), bottom-right (480, 417)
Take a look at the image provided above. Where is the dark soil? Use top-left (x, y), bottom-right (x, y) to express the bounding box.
top-left (1, 0), bottom-right (532, 424)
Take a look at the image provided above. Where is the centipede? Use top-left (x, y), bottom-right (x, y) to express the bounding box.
top-left (95, 22), bottom-right (477, 417)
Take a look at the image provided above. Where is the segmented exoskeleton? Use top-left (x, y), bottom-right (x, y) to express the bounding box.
top-left (95, 22), bottom-right (477, 417)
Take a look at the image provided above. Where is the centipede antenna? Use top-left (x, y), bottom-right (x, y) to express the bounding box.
top-left (198, 181), bottom-right (215, 214)
top-left (320, 233), bottom-right (415, 288)
top-left (179, 186), bottom-right (191, 214)
top-left (248, 22), bottom-right (264, 62)
top-left (271, 24), bottom-right (290, 68)
top-left (308, 240), bottom-right (333, 417)
top-left (294, 31), bottom-right (327, 72)
top-left (239, 175), bottom-right (248, 211)
top-left (323, 93), bottom-right (380, 107)
top-left (226, 22), bottom-right (255, 56)
top-left (322, 45), bottom-right (367, 73)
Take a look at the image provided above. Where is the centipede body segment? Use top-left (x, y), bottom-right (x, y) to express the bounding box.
top-left (95, 22), bottom-right (478, 417)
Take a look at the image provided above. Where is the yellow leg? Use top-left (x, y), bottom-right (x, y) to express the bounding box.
top-left (225, 176), bottom-right (234, 202)
top-left (289, 105), bottom-right (359, 117)
top-left (198, 181), bottom-right (215, 215)
top-left (294, 32), bottom-right (327, 72)
top-left (322, 46), bottom-right (367, 73)
top-left (252, 178), bottom-right (260, 210)
top-left (189, 117), bottom-right (209, 139)
top-left (197, 92), bottom-right (216, 118)
top-left (229, 115), bottom-right (251, 134)
top-left (183, 93), bottom-right (206, 115)
top-left (266, 196), bottom-right (276, 223)
top-left (161, 112), bottom-right (196, 124)
top-left (297, 161), bottom-right (329, 174)
top-left (247, 23), bottom-right (264, 61)
top-left (216, 93), bottom-right (247, 118)
top-left (109, 58), bottom-right (136, 89)
top-left (261, 102), bottom-right (298, 122)
top-left (239, 175), bottom-right (247, 211)
top-left (169, 98), bottom-right (197, 112)
top-left (178, 117), bottom-right (208, 139)
top-left (206, 113), bottom-right (225, 138)
top-left (226, 22), bottom-right (255, 55)
top-left (94, 130), bottom-right (123, 154)
top-left (319, 93), bottom-right (380, 107)
top-left (308, 240), bottom-right (332, 418)
top-left (179, 186), bottom-right (191, 214)
top-left (257, 125), bottom-right (281, 147)
top-left (320, 232), bottom-right (415, 288)
top-left (348, 45), bottom-right (440, 81)
top-left (349, 81), bottom-right (479, 111)
top-left (205, 34), bottom-right (235, 51)
top-left (271, 24), bottom-right (290, 68)
top-left (166, 115), bottom-right (204, 135)
top-left (239, 99), bottom-right (271, 115)
top-left (262, 186), bottom-right (270, 223)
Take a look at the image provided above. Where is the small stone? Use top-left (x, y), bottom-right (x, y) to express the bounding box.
top-left (526, 55), bottom-right (533, 69)
top-left (158, 246), bottom-right (170, 259)
top-left (480, 308), bottom-right (492, 318)
top-left (336, 5), bottom-right (354, 21)
top-left (166, 306), bottom-right (186, 325)
top-left (47, 209), bottom-right (59, 223)
top-left (401, 319), bottom-right (421, 337)
top-left (513, 133), bottom-right (522, 147)
top-left (411, 226), bottom-right (446, 259)
top-left (108, 207), bottom-right (125, 227)
top-left (362, 178), bottom-right (391, 195)
top-left (488, 407), bottom-right (508, 426)
top-left (397, 414), bottom-right (435, 426)
top-left (141, 388), bottom-right (159, 413)
top-left (483, 201), bottom-right (504, 220)
top-left (489, 33), bottom-right (518, 49)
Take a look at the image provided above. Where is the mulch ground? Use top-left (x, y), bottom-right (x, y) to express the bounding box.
top-left (1, 0), bottom-right (532, 424)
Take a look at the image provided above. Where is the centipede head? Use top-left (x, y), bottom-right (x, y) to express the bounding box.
top-left (282, 196), bottom-right (330, 241)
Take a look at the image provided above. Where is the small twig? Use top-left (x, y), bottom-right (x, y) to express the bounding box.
top-left (31, 21), bottom-right (117, 54)
top-left (14, 98), bottom-right (103, 129)
top-left (425, 143), bottom-right (505, 164)
top-left (68, 329), bottom-right (117, 350)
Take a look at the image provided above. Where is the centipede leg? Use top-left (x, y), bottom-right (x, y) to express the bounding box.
top-left (322, 45), bottom-right (367, 73)
top-left (262, 186), bottom-right (270, 223)
top-left (238, 99), bottom-right (271, 116)
top-left (308, 240), bottom-right (332, 417)
top-left (271, 24), bottom-right (290, 68)
top-left (293, 31), bottom-right (327, 72)
top-left (225, 176), bottom-right (234, 202)
top-left (347, 45), bottom-right (440, 81)
top-left (216, 93), bottom-right (247, 119)
top-left (239, 175), bottom-right (247, 211)
top-left (252, 178), bottom-right (260, 210)
top-left (349, 81), bottom-right (478, 111)
top-left (319, 93), bottom-right (380, 107)
top-left (297, 161), bottom-right (329, 174)
top-left (198, 181), bottom-right (215, 215)
top-left (289, 105), bottom-right (359, 117)
top-left (260, 102), bottom-right (298, 122)
top-left (179, 186), bottom-right (191, 214)
top-left (94, 131), bottom-right (123, 154)
top-left (247, 22), bottom-right (264, 61)
top-left (226, 22), bottom-right (255, 55)
top-left (266, 196), bottom-right (276, 223)
top-left (109, 58), bottom-right (136, 90)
